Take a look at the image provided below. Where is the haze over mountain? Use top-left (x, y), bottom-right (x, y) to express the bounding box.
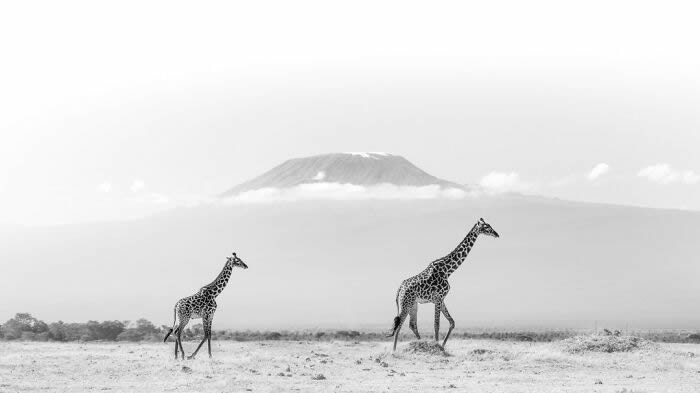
top-left (1, 153), bottom-right (699, 330)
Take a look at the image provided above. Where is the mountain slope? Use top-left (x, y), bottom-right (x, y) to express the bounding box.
top-left (2, 197), bottom-right (699, 330)
top-left (220, 153), bottom-right (463, 196)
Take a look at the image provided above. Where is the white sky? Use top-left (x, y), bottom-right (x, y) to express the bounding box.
top-left (1, 0), bottom-right (699, 225)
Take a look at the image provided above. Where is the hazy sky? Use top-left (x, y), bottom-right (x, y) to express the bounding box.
top-left (1, 0), bottom-right (699, 225)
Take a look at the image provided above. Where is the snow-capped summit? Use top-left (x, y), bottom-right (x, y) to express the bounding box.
top-left (220, 153), bottom-right (463, 197)
top-left (344, 152), bottom-right (391, 159)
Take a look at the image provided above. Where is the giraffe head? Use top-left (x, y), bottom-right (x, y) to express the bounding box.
top-left (226, 252), bottom-right (248, 269)
top-left (477, 218), bottom-right (500, 238)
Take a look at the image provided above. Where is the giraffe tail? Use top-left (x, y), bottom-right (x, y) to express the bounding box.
top-left (387, 316), bottom-right (401, 338)
top-left (163, 328), bottom-right (173, 342)
top-left (386, 289), bottom-right (401, 337)
top-left (163, 304), bottom-right (178, 342)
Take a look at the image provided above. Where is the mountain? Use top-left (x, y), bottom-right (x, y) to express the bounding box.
top-left (1, 155), bottom-right (699, 330)
top-left (220, 152), bottom-right (464, 197)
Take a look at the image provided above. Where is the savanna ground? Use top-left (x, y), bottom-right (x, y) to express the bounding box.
top-left (1, 339), bottom-right (699, 393)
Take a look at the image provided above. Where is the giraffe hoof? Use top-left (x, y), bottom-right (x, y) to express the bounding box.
top-left (187, 355), bottom-right (195, 360)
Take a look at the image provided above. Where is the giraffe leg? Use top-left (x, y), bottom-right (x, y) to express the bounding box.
top-left (408, 303), bottom-right (420, 340)
top-left (440, 301), bottom-right (456, 348)
top-left (207, 335), bottom-right (212, 358)
top-left (206, 323), bottom-right (213, 358)
top-left (172, 326), bottom-right (182, 359)
top-left (188, 332), bottom-right (208, 360)
top-left (178, 336), bottom-right (185, 360)
top-left (176, 333), bottom-right (185, 360)
top-left (174, 329), bottom-right (179, 359)
top-left (176, 318), bottom-right (189, 360)
top-left (392, 305), bottom-right (411, 351)
top-left (434, 302), bottom-right (441, 342)
top-left (203, 313), bottom-right (214, 358)
top-left (189, 314), bottom-right (214, 360)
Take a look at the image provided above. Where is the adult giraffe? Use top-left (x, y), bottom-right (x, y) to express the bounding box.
top-left (164, 252), bottom-right (248, 359)
top-left (387, 218), bottom-right (499, 350)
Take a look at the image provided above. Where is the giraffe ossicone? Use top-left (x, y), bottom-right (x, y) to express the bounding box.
top-left (387, 218), bottom-right (499, 350)
top-left (163, 252), bottom-right (248, 360)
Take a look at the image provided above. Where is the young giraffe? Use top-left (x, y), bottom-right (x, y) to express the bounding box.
top-left (163, 252), bottom-right (248, 359)
top-left (387, 218), bottom-right (499, 350)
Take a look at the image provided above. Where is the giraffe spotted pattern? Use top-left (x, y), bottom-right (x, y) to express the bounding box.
top-left (388, 218), bottom-right (499, 350)
top-left (163, 252), bottom-right (248, 359)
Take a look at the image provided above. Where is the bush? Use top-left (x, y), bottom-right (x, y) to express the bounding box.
top-left (35, 332), bottom-right (50, 342)
top-left (95, 321), bottom-right (125, 341)
top-left (264, 332), bottom-right (282, 340)
top-left (61, 323), bottom-right (90, 341)
top-left (117, 329), bottom-right (145, 342)
top-left (336, 330), bottom-right (361, 339)
top-left (20, 331), bottom-right (36, 341)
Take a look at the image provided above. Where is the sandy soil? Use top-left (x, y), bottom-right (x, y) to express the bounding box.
top-left (1, 339), bottom-right (699, 392)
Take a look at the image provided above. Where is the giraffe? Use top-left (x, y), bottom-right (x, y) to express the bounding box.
top-left (387, 218), bottom-right (499, 350)
top-left (163, 252), bottom-right (248, 359)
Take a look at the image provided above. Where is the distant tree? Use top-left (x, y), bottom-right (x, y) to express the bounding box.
top-left (35, 332), bottom-right (50, 341)
top-left (84, 321), bottom-right (100, 341)
top-left (21, 332), bottom-right (36, 341)
top-left (116, 318), bottom-right (158, 342)
top-left (48, 321), bottom-right (67, 341)
top-left (61, 323), bottom-right (89, 341)
top-left (98, 321), bottom-right (125, 340)
top-left (336, 330), bottom-right (360, 339)
top-left (135, 319), bottom-right (158, 334)
top-left (1, 313), bottom-right (49, 340)
top-left (264, 332), bottom-right (282, 340)
top-left (116, 329), bottom-right (144, 342)
top-left (83, 320), bottom-right (124, 341)
top-left (190, 323), bottom-right (203, 337)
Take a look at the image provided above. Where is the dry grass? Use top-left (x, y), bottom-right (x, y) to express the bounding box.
top-left (1, 339), bottom-right (699, 392)
top-left (561, 334), bottom-right (660, 354)
top-left (401, 340), bottom-right (448, 356)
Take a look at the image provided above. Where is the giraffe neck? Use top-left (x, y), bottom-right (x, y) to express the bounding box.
top-left (439, 222), bottom-right (481, 277)
top-left (203, 261), bottom-right (233, 298)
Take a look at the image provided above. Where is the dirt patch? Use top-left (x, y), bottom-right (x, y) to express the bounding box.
top-left (561, 334), bottom-right (659, 354)
top-left (401, 341), bottom-right (449, 356)
top-left (465, 347), bottom-right (514, 362)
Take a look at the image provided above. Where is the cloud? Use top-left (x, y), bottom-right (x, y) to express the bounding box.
top-left (478, 172), bottom-right (532, 194)
top-left (638, 164), bottom-right (700, 185)
top-left (312, 171), bottom-right (326, 181)
top-left (223, 183), bottom-right (469, 203)
top-left (97, 182), bottom-right (112, 193)
top-left (587, 163), bottom-right (610, 180)
top-left (130, 179), bottom-right (145, 192)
